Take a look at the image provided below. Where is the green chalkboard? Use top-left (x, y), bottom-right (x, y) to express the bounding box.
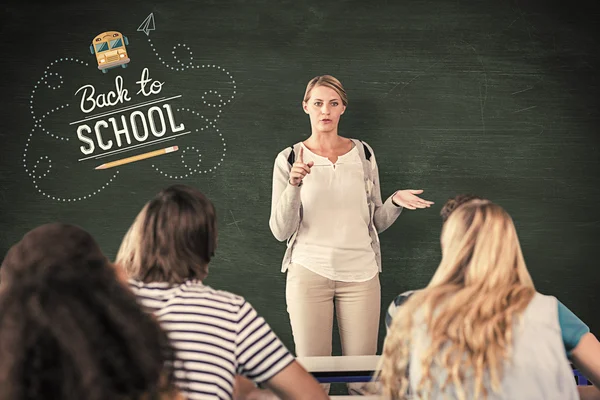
top-left (1, 0), bottom-right (599, 379)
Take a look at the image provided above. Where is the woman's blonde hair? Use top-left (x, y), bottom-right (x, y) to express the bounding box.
top-left (116, 185), bottom-right (217, 284)
top-left (303, 75), bottom-right (348, 106)
top-left (379, 200), bottom-right (535, 399)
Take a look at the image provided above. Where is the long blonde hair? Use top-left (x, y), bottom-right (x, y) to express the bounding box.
top-left (380, 200), bottom-right (535, 399)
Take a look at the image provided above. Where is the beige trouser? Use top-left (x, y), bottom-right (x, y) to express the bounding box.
top-left (285, 263), bottom-right (381, 394)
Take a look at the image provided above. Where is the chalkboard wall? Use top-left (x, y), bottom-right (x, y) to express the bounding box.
top-left (1, 0), bottom-right (599, 362)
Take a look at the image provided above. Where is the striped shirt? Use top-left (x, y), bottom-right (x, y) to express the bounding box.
top-left (129, 279), bottom-right (295, 400)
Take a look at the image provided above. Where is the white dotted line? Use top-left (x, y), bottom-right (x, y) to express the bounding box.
top-left (24, 57), bottom-right (118, 202)
top-left (30, 58), bottom-right (88, 122)
top-left (146, 38), bottom-right (236, 104)
top-left (153, 146), bottom-right (202, 179)
top-left (36, 105), bottom-right (70, 141)
top-left (152, 109), bottom-right (227, 178)
top-left (23, 140), bottom-right (119, 202)
top-left (149, 39), bottom-right (194, 71)
top-left (42, 71), bottom-right (63, 90)
top-left (34, 156), bottom-right (51, 179)
top-left (31, 166), bottom-right (119, 202)
top-left (201, 89), bottom-right (228, 109)
top-left (177, 107), bottom-right (222, 129)
top-left (205, 120), bottom-right (226, 174)
top-left (172, 43), bottom-right (194, 68)
top-left (23, 128), bottom-right (36, 179)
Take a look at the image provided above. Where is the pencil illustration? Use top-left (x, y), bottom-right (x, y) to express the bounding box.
top-left (95, 146), bottom-right (179, 170)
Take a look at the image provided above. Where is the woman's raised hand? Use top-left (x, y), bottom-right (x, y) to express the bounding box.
top-left (289, 147), bottom-right (314, 186)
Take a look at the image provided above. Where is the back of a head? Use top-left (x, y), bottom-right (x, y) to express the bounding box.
top-left (381, 201), bottom-right (536, 399)
top-left (435, 200), bottom-right (534, 290)
top-left (116, 184), bottom-right (217, 284)
top-left (1, 223), bottom-right (107, 285)
top-left (439, 193), bottom-right (482, 224)
top-left (0, 223), bottom-right (175, 400)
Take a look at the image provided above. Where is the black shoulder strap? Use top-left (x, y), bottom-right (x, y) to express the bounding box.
top-left (287, 146), bottom-right (295, 167)
top-left (288, 142), bottom-right (370, 166)
top-left (362, 141), bottom-right (372, 161)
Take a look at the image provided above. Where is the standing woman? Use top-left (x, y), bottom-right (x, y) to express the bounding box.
top-left (269, 75), bottom-right (433, 392)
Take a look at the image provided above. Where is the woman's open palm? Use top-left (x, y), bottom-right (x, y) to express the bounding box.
top-left (392, 189), bottom-right (434, 210)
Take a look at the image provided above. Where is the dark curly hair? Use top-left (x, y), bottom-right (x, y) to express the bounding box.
top-left (0, 223), bottom-right (177, 400)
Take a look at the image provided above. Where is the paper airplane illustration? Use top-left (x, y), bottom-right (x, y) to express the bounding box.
top-left (137, 13), bottom-right (155, 36)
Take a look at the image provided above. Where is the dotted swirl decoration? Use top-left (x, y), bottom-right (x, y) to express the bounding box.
top-left (152, 108), bottom-right (226, 179)
top-left (147, 38), bottom-right (234, 178)
top-left (24, 58), bottom-right (119, 202)
top-left (30, 58), bottom-right (89, 140)
top-left (147, 37), bottom-right (236, 102)
top-left (24, 37), bottom-right (237, 199)
top-left (152, 146), bottom-right (201, 179)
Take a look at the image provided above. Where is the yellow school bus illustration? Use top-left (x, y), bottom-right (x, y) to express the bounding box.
top-left (90, 31), bottom-right (130, 73)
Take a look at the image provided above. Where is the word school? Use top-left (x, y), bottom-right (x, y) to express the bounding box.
top-left (74, 68), bottom-right (185, 156)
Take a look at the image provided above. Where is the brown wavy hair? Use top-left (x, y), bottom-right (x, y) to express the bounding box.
top-left (116, 185), bottom-right (217, 284)
top-left (379, 200), bottom-right (535, 399)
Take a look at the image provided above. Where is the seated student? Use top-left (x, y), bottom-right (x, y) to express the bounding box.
top-left (0, 223), bottom-right (181, 400)
top-left (384, 195), bottom-right (600, 399)
top-left (384, 194), bottom-right (482, 327)
top-left (380, 199), bottom-right (582, 399)
top-left (115, 184), bottom-right (328, 400)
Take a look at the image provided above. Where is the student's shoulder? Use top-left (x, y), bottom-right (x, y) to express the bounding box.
top-left (392, 290), bottom-right (417, 306)
top-left (186, 284), bottom-right (247, 305)
top-left (525, 292), bottom-right (575, 330)
top-left (385, 290), bottom-right (418, 328)
top-left (127, 278), bottom-right (171, 294)
top-left (202, 287), bottom-right (268, 319)
top-left (533, 292), bottom-right (590, 356)
top-left (527, 292), bottom-right (559, 314)
top-left (128, 278), bottom-right (141, 290)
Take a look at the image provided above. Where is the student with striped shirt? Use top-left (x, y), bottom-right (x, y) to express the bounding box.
top-left (116, 185), bottom-right (328, 400)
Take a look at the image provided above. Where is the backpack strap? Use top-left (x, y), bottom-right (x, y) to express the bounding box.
top-left (288, 141), bottom-right (371, 165)
top-left (362, 141), bottom-right (372, 161)
top-left (286, 143), bottom-right (304, 167)
top-left (285, 142), bottom-right (304, 246)
top-left (351, 139), bottom-right (373, 181)
top-left (352, 139), bottom-right (376, 228)
top-left (287, 146), bottom-right (295, 167)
